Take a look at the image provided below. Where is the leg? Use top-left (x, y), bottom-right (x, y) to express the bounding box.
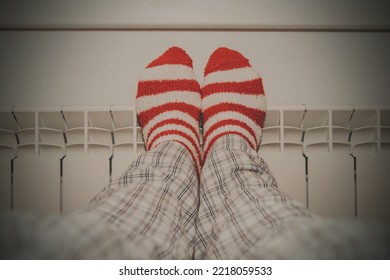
top-left (88, 46), bottom-right (202, 258)
top-left (196, 46), bottom-right (299, 258)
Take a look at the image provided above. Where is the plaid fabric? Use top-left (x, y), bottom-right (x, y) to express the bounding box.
top-left (0, 141), bottom-right (198, 259)
top-left (195, 134), bottom-right (390, 259)
top-left (1, 136), bottom-right (389, 259)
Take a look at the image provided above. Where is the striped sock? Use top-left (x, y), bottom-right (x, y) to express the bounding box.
top-left (136, 46), bottom-right (202, 175)
top-left (202, 47), bottom-right (266, 161)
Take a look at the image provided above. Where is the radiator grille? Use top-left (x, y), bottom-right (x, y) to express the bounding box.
top-left (0, 105), bottom-right (389, 224)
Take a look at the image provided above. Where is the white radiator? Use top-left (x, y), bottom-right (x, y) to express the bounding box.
top-left (0, 105), bottom-right (389, 224)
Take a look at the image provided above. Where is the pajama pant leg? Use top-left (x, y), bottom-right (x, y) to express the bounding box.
top-left (195, 134), bottom-right (390, 259)
top-left (0, 141), bottom-right (198, 259)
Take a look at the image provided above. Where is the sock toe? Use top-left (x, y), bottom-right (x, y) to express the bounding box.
top-left (204, 47), bottom-right (251, 76)
top-left (147, 46), bottom-right (193, 68)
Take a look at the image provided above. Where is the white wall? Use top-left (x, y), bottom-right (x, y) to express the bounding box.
top-left (0, 0), bottom-right (389, 107)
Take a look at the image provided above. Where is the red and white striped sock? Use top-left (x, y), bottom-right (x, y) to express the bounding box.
top-left (202, 47), bottom-right (266, 161)
top-left (136, 46), bottom-right (202, 175)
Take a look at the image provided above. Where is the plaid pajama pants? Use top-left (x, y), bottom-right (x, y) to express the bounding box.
top-left (1, 135), bottom-right (389, 259)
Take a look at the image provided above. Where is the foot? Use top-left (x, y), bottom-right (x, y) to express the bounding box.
top-left (202, 47), bottom-right (266, 161)
top-left (136, 46), bottom-right (202, 174)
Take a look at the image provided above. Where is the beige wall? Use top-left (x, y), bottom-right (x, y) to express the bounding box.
top-left (1, 0), bottom-right (390, 28)
top-left (0, 0), bottom-right (389, 107)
